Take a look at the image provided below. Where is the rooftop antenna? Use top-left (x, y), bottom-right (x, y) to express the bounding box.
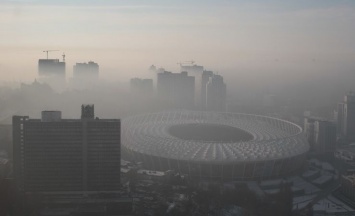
top-left (43, 50), bottom-right (59, 59)
top-left (62, 53), bottom-right (66, 62)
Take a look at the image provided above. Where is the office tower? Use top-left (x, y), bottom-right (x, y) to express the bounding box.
top-left (72, 61), bottom-right (99, 89)
top-left (38, 59), bottom-right (66, 77)
top-left (201, 70), bottom-right (213, 111)
top-left (179, 63), bottom-right (204, 107)
top-left (314, 120), bottom-right (337, 153)
top-left (206, 74), bottom-right (227, 112)
top-left (337, 103), bottom-right (345, 136)
top-left (304, 117), bottom-right (336, 154)
top-left (157, 71), bottom-right (195, 109)
top-left (304, 117), bottom-right (316, 149)
top-left (13, 105), bottom-right (121, 193)
top-left (344, 93), bottom-right (355, 142)
top-left (38, 57), bottom-right (66, 91)
top-left (73, 61), bottom-right (99, 80)
top-left (130, 78), bottom-right (153, 94)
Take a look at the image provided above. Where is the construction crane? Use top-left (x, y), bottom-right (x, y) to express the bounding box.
top-left (43, 50), bottom-right (59, 59)
top-left (177, 60), bottom-right (195, 66)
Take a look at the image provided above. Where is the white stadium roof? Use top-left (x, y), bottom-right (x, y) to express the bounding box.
top-left (122, 111), bottom-right (309, 163)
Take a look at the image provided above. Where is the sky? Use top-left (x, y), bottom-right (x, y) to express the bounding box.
top-left (1, 0), bottom-right (355, 83)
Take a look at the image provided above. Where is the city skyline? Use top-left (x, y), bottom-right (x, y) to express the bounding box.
top-left (2, 1), bottom-right (355, 215)
top-left (1, 0), bottom-right (355, 83)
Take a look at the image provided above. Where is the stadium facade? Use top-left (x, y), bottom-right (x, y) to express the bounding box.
top-left (122, 111), bottom-right (309, 181)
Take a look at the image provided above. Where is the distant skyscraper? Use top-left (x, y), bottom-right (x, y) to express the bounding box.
top-left (73, 61), bottom-right (99, 80)
top-left (337, 103), bottom-right (345, 136)
top-left (304, 116), bottom-right (336, 154)
top-left (314, 120), bottom-right (337, 153)
top-left (72, 61), bottom-right (99, 89)
top-left (38, 58), bottom-right (66, 91)
top-left (206, 74), bottom-right (227, 112)
top-left (13, 105), bottom-right (121, 193)
top-left (338, 92), bottom-right (355, 142)
top-left (304, 117), bottom-right (316, 149)
top-left (130, 78), bottom-right (153, 94)
top-left (179, 63), bottom-right (204, 107)
top-left (157, 71), bottom-right (195, 109)
top-left (201, 70), bottom-right (213, 111)
top-left (38, 59), bottom-right (66, 77)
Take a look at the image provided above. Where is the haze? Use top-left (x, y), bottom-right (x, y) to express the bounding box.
top-left (1, 0), bottom-right (355, 120)
top-left (1, 0), bottom-right (355, 81)
top-left (2, 1), bottom-right (355, 215)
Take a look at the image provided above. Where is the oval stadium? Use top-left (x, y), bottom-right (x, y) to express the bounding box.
top-left (122, 111), bottom-right (309, 181)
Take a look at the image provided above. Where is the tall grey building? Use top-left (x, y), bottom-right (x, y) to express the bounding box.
top-left (201, 70), bottom-right (213, 111)
top-left (179, 64), bottom-right (204, 107)
top-left (304, 117), bottom-right (316, 148)
top-left (13, 105), bottom-right (120, 193)
top-left (344, 93), bottom-right (355, 142)
top-left (130, 78), bottom-right (153, 94)
top-left (337, 103), bottom-right (345, 136)
top-left (38, 59), bottom-right (66, 77)
top-left (157, 71), bottom-right (195, 109)
top-left (206, 74), bottom-right (227, 112)
top-left (73, 61), bottom-right (99, 80)
top-left (72, 61), bottom-right (99, 89)
top-left (38, 58), bottom-right (66, 91)
top-left (304, 116), bottom-right (336, 154)
top-left (314, 120), bottom-right (336, 153)
top-left (338, 92), bottom-right (355, 142)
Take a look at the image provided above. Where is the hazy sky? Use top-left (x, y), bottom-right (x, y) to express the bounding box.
top-left (1, 0), bottom-right (355, 82)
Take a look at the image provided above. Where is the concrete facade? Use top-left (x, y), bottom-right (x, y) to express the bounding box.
top-left (13, 105), bottom-right (121, 193)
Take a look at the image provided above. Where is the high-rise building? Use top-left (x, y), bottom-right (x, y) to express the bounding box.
top-left (206, 74), bottom-right (227, 112)
top-left (304, 116), bottom-right (336, 154)
top-left (73, 61), bottom-right (99, 80)
top-left (130, 78), bottom-right (153, 94)
top-left (13, 105), bottom-right (121, 193)
top-left (179, 64), bottom-right (204, 107)
top-left (72, 61), bottom-right (99, 89)
top-left (314, 120), bottom-right (337, 153)
top-left (38, 58), bottom-right (66, 91)
top-left (344, 93), bottom-right (355, 142)
top-left (38, 59), bottom-right (66, 77)
top-left (304, 117), bottom-right (316, 148)
top-left (337, 103), bottom-right (345, 136)
top-left (201, 70), bottom-right (213, 111)
top-left (157, 71), bottom-right (195, 109)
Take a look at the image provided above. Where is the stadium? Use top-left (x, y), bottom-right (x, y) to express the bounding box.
top-left (122, 111), bottom-right (309, 181)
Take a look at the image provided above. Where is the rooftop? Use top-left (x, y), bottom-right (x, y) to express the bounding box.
top-left (123, 111), bottom-right (309, 162)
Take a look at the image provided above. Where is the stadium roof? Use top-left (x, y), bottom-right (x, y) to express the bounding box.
top-left (123, 111), bottom-right (309, 163)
